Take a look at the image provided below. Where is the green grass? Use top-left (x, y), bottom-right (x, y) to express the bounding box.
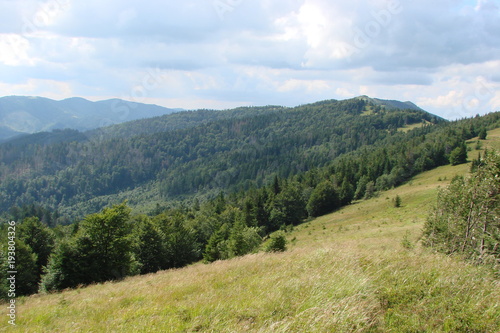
top-left (397, 121), bottom-right (429, 133)
top-left (3, 132), bottom-right (500, 332)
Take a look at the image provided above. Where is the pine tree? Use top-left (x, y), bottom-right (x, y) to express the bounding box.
top-left (203, 224), bottom-right (230, 262)
top-left (272, 175), bottom-right (281, 195)
top-left (39, 240), bottom-right (82, 292)
top-left (394, 195), bottom-right (402, 208)
top-left (354, 176), bottom-right (369, 200)
top-left (449, 142), bottom-right (468, 166)
top-left (478, 128), bottom-right (487, 140)
top-left (340, 177), bottom-right (355, 206)
top-left (364, 181), bottom-right (376, 200)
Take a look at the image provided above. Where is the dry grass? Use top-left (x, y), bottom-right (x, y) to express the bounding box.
top-left (3, 132), bottom-right (500, 332)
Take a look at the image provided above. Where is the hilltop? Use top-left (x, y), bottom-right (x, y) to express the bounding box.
top-left (355, 95), bottom-right (424, 111)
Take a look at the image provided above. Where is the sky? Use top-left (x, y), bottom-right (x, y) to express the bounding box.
top-left (0, 0), bottom-right (499, 120)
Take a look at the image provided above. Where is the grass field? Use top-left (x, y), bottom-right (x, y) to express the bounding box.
top-left (3, 130), bottom-right (500, 332)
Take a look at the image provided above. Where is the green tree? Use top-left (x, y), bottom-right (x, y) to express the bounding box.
top-left (18, 217), bottom-right (55, 277)
top-left (78, 202), bottom-right (136, 281)
top-left (339, 177), bottom-right (355, 206)
top-left (423, 151), bottom-right (500, 265)
top-left (227, 219), bottom-right (262, 258)
top-left (41, 202), bottom-right (137, 291)
top-left (449, 142), bottom-right (468, 166)
top-left (203, 223), bottom-right (231, 262)
top-left (0, 240), bottom-right (38, 297)
top-left (135, 218), bottom-right (167, 274)
top-left (307, 180), bottom-right (340, 217)
top-left (354, 176), bottom-right (369, 200)
top-left (40, 240), bottom-right (82, 292)
top-left (394, 195), bottom-right (402, 208)
top-left (364, 181), bottom-right (376, 200)
top-left (478, 127), bottom-right (487, 140)
top-left (154, 212), bottom-right (199, 268)
top-left (269, 183), bottom-right (306, 230)
top-left (227, 219), bottom-right (247, 257)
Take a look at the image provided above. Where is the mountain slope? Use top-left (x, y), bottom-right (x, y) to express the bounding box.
top-left (0, 96), bottom-right (180, 141)
top-left (0, 98), bottom-right (443, 222)
top-left (87, 105), bottom-right (286, 140)
top-left (10, 145), bottom-right (500, 332)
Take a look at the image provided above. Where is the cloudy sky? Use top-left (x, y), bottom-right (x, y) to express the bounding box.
top-left (0, 0), bottom-right (499, 119)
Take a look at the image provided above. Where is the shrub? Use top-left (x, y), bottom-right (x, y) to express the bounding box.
top-left (393, 195), bottom-right (402, 208)
top-left (265, 232), bottom-right (287, 253)
top-left (423, 150), bottom-right (500, 266)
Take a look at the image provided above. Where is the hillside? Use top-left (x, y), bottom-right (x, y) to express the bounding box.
top-left (86, 105), bottom-right (286, 141)
top-left (8, 129), bottom-right (500, 332)
top-left (0, 96), bottom-right (180, 141)
top-left (0, 97), bottom-right (444, 223)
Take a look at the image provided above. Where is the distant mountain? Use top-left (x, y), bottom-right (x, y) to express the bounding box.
top-left (0, 96), bottom-right (181, 141)
top-left (355, 95), bottom-right (424, 111)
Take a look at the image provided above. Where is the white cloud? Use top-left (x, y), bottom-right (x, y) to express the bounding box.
top-left (0, 34), bottom-right (33, 66)
top-left (0, 78), bottom-right (72, 99)
top-left (0, 0), bottom-right (499, 119)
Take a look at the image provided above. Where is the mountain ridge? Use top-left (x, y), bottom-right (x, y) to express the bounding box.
top-left (0, 96), bottom-right (181, 141)
top-left (1, 96), bottom-right (438, 146)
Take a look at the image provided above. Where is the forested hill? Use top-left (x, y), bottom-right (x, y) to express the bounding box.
top-left (0, 96), bottom-right (180, 141)
top-left (0, 97), bottom-right (455, 223)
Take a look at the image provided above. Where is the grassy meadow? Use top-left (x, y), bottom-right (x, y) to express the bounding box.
top-left (3, 129), bottom-right (500, 332)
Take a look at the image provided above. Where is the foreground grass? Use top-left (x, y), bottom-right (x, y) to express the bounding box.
top-left (3, 136), bottom-right (500, 332)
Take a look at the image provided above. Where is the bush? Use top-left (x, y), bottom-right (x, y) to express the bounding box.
top-left (264, 232), bottom-right (287, 252)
